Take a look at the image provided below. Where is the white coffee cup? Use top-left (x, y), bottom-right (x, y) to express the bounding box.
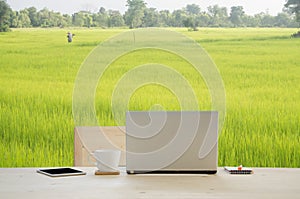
top-left (92, 149), bottom-right (121, 172)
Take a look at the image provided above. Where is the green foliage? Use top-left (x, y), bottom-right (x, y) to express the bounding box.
top-left (2, 1), bottom-right (299, 28)
top-left (143, 7), bottom-right (159, 27)
top-left (158, 10), bottom-right (172, 27)
top-left (230, 6), bottom-right (245, 27)
top-left (108, 10), bottom-right (125, 27)
top-left (16, 9), bottom-right (31, 28)
top-left (125, 0), bottom-right (147, 28)
top-left (186, 4), bottom-right (201, 15)
top-left (27, 7), bottom-right (38, 27)
top-left (0, 0), bottom-right (11, 32)
top-left (285, 0), bottom-right (300, 24)
top-left (207, 5), bottom-right (230, 27)
top-left (72, 12), bottom-right (85, 27)
top-left (183, 4), bottom-right (201, 30)
top-left (0, 28), bottom-right (299, 168)
top-left (93, 7), bottom-right (109, 28)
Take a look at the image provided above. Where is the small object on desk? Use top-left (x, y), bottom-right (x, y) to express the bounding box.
top-left (237, 165), bottom-right (243, 171)
top-left (37, 167), bottom-right (86, 177)
top-left (224, 166), bottom-right (253, 175)
top-left (95, 170), bottom-right (120, 175)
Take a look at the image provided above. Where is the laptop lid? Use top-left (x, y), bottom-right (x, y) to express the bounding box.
top-left (126, 111), bottom-right (218, 174)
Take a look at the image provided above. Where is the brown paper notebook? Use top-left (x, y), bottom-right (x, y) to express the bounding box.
top-left (95, 170), bottom-right (120, 175)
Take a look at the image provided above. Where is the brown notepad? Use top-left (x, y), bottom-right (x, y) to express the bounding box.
top-left (95, 170), bottom-right (120, 175)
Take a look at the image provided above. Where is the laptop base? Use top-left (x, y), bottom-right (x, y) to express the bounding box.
top-left (127, 170), bottom-right (217, 175)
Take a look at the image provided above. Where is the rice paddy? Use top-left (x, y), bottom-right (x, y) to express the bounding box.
top-left (0, 28), bottom-right (299, 167)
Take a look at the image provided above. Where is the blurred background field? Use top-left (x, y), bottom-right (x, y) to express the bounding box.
top-left (0, 28), bottom-right (299, 167)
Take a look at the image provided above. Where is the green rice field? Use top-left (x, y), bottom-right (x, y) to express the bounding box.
top-left (0, 28), bottom-right (299, 167)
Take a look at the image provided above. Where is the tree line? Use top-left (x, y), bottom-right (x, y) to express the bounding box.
top-left (1, 0), bottom-right (299, 32)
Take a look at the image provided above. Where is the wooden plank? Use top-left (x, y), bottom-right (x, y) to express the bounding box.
top-left (74, 126), bottom-right (126, 167)
top-left (74, 127), bottom-right (83, 166)
top-left (1, 167), bottom-right (300, 199)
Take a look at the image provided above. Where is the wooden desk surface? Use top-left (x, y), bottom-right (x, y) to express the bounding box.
top-left (0, 167), bottom-right (299, 199)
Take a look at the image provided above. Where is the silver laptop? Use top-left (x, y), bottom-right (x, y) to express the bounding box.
top-left (126, 111), bottom-right (218, 174)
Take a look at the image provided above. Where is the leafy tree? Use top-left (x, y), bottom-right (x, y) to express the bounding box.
top-left (74, 11), bottom-right (94, 28)
top-left (207, 5), bottom-right (229, 27)
top-left (186, 4), bottom-right (200, 15)
top-left (49, 11), bottom-right (64, 27)
top-left (0, 0), bottom-right (11, 31)
top-left (183, 16), bottom-right (199, 30)
top-left (84, 13), bottom-right (93, 28)
top-left (242, 15), bottom-right (260, 27)
top-left (72, 12), bottom-right (85, 27)
top-left (37, 8), bottom-right (52, 27)
top-left (55, 13), bottom-right (71, 27)
top-left (108, 10), bottom-right (124, 27)
top-left (184, 4), bottom-right (201, 30)
top-left (99, 7), bottom-right (106, 15)
top-left (158, 10), bottom-right (171, 27)
top-left (93, 7), bottom-right (108, 27)
top-left (125, 0), bottom-right (146, 28)
top-left (61, 14), bottom-right (72, 27)
top-left (171, 9), bottom-right (187, 27)
top-left (285, 0), bottom-right (300, 25)
top-left (259, 12), bottom-right (276, 27)
top-left (230, 6), bottom-right (245, 27)
top-left (196, 12), bottom-right (210, 27)
top-left (36, 9), bottom-right (66, 28)
top-left (275, 12), bottom-right (293, 27)
top-left (9, 10), bottom-right (17, 27)
top-left (26, 7), bottom-right (38, 27)
top-left (143, 7), bottom-right (159, 27)
top-left (17, 9), bottom-right (31, 28)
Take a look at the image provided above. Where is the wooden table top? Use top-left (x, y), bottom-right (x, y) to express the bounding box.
top-left (0, 167), bottom-right (299, 199)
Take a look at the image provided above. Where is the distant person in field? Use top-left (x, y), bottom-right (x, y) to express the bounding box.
top-left (67, 32), bottom-right (75, 43)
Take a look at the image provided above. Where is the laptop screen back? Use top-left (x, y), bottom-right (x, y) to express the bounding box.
top-left (126, 111), bottom-right (218, 174)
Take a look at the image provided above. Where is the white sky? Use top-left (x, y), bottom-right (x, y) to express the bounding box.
top-left (7, 0), bottom-right (286, 16)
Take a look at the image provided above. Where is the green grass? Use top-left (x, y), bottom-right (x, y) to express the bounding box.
top-left (0, 28), bottom-right (299, 167)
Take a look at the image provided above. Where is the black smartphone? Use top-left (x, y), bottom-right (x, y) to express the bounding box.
top-left (37, 168), bottom-right (86, 177)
